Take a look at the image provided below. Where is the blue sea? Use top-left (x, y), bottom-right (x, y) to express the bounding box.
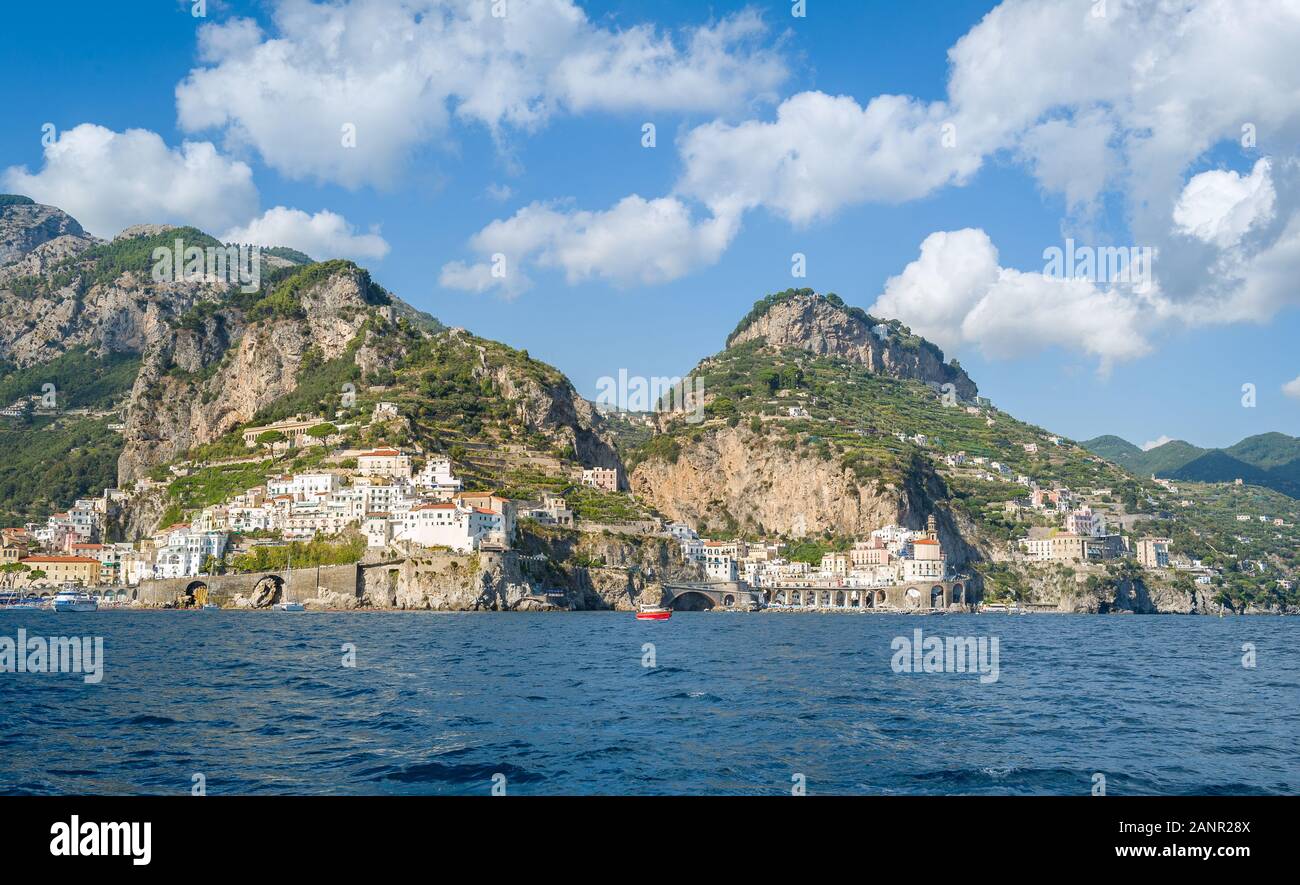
top-left (1, 611), bottom-right (1296, 795)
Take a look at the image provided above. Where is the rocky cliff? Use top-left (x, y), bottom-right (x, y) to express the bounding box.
top-left (115, 265), bottom-right (379, 482)
top-left (727, 290), bottom-right (977, 399)
top-left (631, 423), bottom-right (979, 567)
top-left (0, 197), bottom-right (90, 268)
top-left (355, 528), bottom-right (699, 611)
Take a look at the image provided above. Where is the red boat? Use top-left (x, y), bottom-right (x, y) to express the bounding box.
top-left (635, 605), bottom-right (672, 620)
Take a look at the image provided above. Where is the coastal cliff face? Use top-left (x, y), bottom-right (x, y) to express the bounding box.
top-left (355, 530), bottom-right (695, 611)
top-left (727, 292), bottom-right (977, 399)
top-left (630, 424), bottom-right (981, 569)
top-left (474, 341), bottom-right (622, 472)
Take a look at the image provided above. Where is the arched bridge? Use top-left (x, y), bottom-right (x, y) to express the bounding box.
top-left (662, 582), bottom-right (767, 611)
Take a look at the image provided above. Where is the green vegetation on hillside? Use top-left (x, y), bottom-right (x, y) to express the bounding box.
top-left (1083, 432), bottom-right (1300, 499)
top-left (0, 417), bottom-right (123, 526)
top-left (228, 535), bottom-right (366, 572)
top-left (0, 348), bottom-right (140, 412)
top-left (0, 350), bottom-right (142, 525)
top-left (5, 226), bottom-right (224, 302)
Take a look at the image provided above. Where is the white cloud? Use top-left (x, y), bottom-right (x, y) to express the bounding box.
top-left (222, 206), bottom-right (390, 261)
top-left (1142, 435), bottom-right (1174, 451)
top-left (1284, 376), bottom-right (1300, 400)
top-left (871, 228), bottom-right (1151, 373)
top-left (441, 195), bottom-right (740, 294)
top-left (437, 0), bottom-right (1300, 347)
top-left (176, 0), bottom-right (786, 188)
top-left (663, 0), bottom-right (1300, 335)
top-left (1, 124), bottom-right (257, 238)
top-left (1173, 159), bottom-right (1276, 248)
top-left (677, 91), bottom-right (983, 224)
top-left (1016, 109), bottom-right (1118, 213)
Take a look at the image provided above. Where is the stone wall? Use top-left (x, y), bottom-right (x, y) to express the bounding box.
top-left (134, 563), bottom-right (360, 606)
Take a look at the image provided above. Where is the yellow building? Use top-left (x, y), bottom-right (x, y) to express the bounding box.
top-left (14, 555), bottom-right (101, 587)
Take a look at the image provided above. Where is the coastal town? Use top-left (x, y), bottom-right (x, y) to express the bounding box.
top-left (0, 397), bottom-right (1244, 612)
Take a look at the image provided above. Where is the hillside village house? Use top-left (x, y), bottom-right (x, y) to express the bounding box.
top-left (1136, 537), bottom-right (1171, 569)
top-left (394, 502), bottom-right (504, 553)
top-left (1020, 532), bottom-right (1123, 563)
top-left (357, 449), bottom-right (412, 479)
top-left (521, 493), bottom-right (574, 528)
top-left (151, 525), bottom-right (228, 579)
top-left (417, 457), bottom-right (463, 499)
top-left (580, 466), bottom-right (620, 492)
top-left (268, 473), bottom-right (342, 499)
top-left (457, 493), bottom-right (515, 540)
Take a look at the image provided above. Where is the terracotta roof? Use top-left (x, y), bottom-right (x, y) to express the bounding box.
top-left (360, 449), bottom-right (402, 457)
top-left (20, 555), bottom-right (99, 564)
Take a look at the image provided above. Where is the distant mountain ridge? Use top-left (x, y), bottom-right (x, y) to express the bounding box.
top-left (1082, 431), bottom-right (1300, 498)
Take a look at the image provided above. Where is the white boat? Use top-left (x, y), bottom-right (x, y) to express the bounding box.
top-left (201, 603), bottom-right (220, 611)
top-left (52, 588), bottom-right (98, 612)
top-left (276, 550), bottom-right (304, 610)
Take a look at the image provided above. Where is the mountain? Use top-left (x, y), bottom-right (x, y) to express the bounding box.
top-left (0, 197), bottom-right (623, 532)
top-left (626, 289), bottom-right (1130, 571)
top-left (1225, 432), bottom-right (1300, 470)
top-left (3, 201), bottom-right (1296, 611)
top-left (1079, 435), bottom-right (1144, 467)
top-left (1082, 432), bottom-right (1300, 498)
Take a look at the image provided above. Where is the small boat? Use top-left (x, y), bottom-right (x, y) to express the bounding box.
top-left (201, 603), bottom-right (220, 611)
top-left (276, 551), bottom-right (304, 611)
top-left (0, 591), bottom-right (43, 610)
top-left (635, 605), bottom-right (672, 621)
top-left (52, 588), bottom-right (98, 612)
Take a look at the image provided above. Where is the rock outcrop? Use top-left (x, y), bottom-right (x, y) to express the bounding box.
top-left (116, 266), bottom-right (378, 482)
top-left (727, 291), bottom-right (977, 399)
top-left (630, 424), bottom-right (978, 566)
top-left (0, 198), bottom-right (91, 268)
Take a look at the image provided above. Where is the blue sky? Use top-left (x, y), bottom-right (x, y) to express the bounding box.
top-left (2, 0), bottom-right (1298, 450)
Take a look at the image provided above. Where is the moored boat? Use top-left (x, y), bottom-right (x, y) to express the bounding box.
top-left (52, 588), bottom-right (98, 612)
top-left (635, 605), bottom-right (672, 621)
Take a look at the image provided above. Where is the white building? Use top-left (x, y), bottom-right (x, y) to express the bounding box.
top-left (267, 473), bottom-right (342, 501)
top-left (416, 457), bottom-right (463, 498)
top-left (151, 527), bottom-right (227, 578)
top-left (665, 522), bottom-right (698, 543)
top-left (902, 538), bottom-right (946, 581)
top-left (394, 502), bottom-right (497, 553)
top-left (704, 552), bottom-right (738, 582)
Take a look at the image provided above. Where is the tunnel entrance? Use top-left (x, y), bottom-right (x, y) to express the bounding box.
top-left (670, 591), bottom-right (716, 611)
